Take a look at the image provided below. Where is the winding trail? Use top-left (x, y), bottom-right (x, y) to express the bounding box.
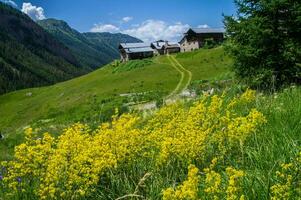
top-left (133, 55), bottom-right (192, 110)
top-left (165, 55), bottom-right (192, 100)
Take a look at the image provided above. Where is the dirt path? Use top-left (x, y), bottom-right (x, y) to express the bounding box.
top-left (165, 55), bottom-right (192, 99)
top-left (133, 55), bottom-right (192, 110)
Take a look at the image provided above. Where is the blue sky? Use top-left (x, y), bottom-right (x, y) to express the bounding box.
top-left (2, 0), bottom-right (236, 42)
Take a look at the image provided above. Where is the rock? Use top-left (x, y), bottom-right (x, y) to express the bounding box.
top-left (26, 92), bottom-right (32, 97)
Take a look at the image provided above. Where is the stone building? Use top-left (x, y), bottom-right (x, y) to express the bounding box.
top-left (179, 28), bottom-right (224, 52)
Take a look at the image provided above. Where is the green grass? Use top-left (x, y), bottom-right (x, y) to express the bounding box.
top-left (0, 47), bottom-right (231, 160)
top-left (0, 46), bottom-right (300, 199)
top-left (242, 86), bottom-right (301, 199)
top-left (92, 86), bottom-right (301, 199)
top-left (175, 46), bottom-right (233, 81)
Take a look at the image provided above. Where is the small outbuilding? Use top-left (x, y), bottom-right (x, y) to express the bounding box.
top-left (119, 43), bottom-right (154, 62)
top-left (163, 42), bottom-right (181, 54)
top-left (151, 41), bottom-right (181, 55)
top-left (151, 40), bottom-right (166, 55)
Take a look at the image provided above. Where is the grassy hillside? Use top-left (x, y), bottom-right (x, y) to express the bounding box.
top-left (175, 47), bottom-right (232, 81)
top-left (0, 46), bottom-right (300, 199)
top-left (38, 19), bottom-right (142, 69)
top-left (0, 3), bottom-right (87, 94)
top-left (0, 47), bottom-right (231, 160)
top-left (1, 84), bottom-right (300, 199)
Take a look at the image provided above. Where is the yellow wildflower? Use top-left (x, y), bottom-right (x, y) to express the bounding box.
top-left (163, 164), bottom-right (200, 200)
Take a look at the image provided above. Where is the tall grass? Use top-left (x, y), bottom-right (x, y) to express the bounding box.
top-left (1, 86), bottom-right (300, 199)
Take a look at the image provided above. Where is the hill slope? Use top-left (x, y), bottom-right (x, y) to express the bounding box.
top-left (0, 47), bottom-right (232, 160)
top-left (0, 3), bottom-right (88, 94)
top-left (0, 47), bottom-right (231, 139)
top-left (38, 19), bottom-right (142, 69)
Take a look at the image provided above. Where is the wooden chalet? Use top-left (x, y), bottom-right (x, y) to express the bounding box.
top-left (119, 43), bottom-right (154, 62)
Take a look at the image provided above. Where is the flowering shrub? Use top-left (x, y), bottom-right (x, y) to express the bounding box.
top-left (163, 159), bottom-right (245, 200)
top-left (0, 90), bottom-right (267, 199)
top-left (145, 89), bottom-right (266, 164)
top-left (270, 151), bottom-right (301, 199)
top-left (163, 165), bottom-right (200, 200)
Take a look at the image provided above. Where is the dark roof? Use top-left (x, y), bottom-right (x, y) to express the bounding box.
top-left (119, 42), bottom-right (150, 49)
top-left (151, 41), bottom-right (166, 49)
top-left (119, 42), bottom-right (153, 54)
top-left (125, 47), bottom-right (154, 53)
top-left (189, 28), bottom-right (225, 34)
top-left (163, 43), bottom-right (180, 49)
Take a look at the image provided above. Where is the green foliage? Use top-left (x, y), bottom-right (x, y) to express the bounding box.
top-left (0, 3), bottom-right (87, 95)
top-left (224, 0), bottom-right (301, 89)
top-left (203, 38), bottom-right (218, 49)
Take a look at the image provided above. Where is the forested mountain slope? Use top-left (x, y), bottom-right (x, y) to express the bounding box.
top-left (38, 19), bottom-right (142, 69)
top-left (0, 3), bottom-right (87, 94)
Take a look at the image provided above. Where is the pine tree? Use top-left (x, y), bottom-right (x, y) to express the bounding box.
top-left (224, 0), bottom-right (301, 89)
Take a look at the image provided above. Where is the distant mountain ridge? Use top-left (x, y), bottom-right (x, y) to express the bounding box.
top-left (0, 2), bottom-right (143, 95)
top-left (38, 19), bottom-right (143, 69)
top-left (0, 2), bottom-right (87, 94)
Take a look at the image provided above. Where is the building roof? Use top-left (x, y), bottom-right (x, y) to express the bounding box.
top-left (163, 43), bottom-right (180, 49)
top-left (124, 47), bottom-right (154, 53)
top-left (189, 28), bottom-right (225, 34)
top-left (119, 42), bottom-right (153, 54)
top-left (151, 40), bottom-right (166, 50)
top-left (119, 42), bottom-right (150, 49)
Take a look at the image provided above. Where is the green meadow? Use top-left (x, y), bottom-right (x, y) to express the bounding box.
top-left (0, 47), bottom-right (231, 160)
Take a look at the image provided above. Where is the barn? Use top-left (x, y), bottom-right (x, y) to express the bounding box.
top-left (119, 43), bottom-right (154, 62)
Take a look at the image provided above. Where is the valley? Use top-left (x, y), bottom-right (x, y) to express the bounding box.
top-left (0, 47), bottom-right (231, 160)
top-left (0, 0), bottom-right (300, 199)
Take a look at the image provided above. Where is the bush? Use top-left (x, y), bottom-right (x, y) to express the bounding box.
top-left (0, 90), bottom-right (268, 199)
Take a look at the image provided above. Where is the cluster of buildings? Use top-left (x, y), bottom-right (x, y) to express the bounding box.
top-left (119, 28), bottom-right (225, 62)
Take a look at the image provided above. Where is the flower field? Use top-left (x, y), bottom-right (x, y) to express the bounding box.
top-left (0, 89), bottom-right (300, 199)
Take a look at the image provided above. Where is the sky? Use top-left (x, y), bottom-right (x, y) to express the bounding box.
top-left (1, 0), bottom-right (236, 42)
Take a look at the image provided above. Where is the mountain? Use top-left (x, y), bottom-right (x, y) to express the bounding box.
top-left (0, 3), bottom-right (87, 94)
top-left (37, 19), bottom-right (142, 69)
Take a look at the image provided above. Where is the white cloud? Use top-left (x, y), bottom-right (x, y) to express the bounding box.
top-left (197, 24), bottom-right (210, 28)
top-left (122, 16), bottom-right (133, 23)
top-left (90, 24), bottom-right (120, 33)
top-left (0, 0), bottom-right (17, 8)
top-left (89, 20), bottom-right (213, 43)
top-left (21, 2), bottom-right (46, 21)
top-left (122, 20), bottom-right (190, 43)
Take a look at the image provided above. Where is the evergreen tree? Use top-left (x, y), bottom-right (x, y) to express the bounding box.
top-left (224, 0), bottom-right (301, 89)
